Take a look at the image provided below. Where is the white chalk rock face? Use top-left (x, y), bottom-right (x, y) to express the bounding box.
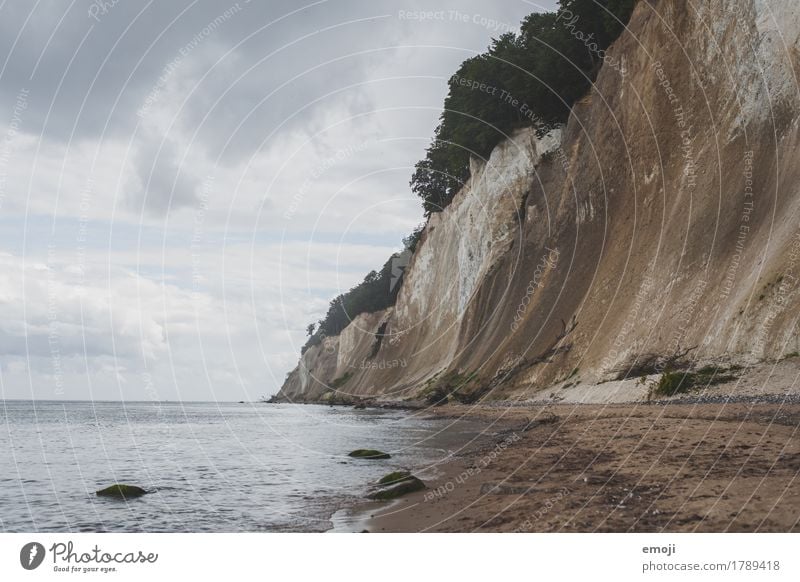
top-left (395, 127), bottom-right (559, 332)
top-left (278, 127), bottom-right (558, 401)
top-left (278, 0), bottom-right (800, 403)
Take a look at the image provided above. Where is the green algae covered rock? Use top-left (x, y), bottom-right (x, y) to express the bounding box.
top-left (368, 475), bottom-right (426, 500)
top-left (377, 471), bottom-right (412, 485)
top-left (348, 449), bottom-right (391, 459)
top-left (96, 484), bottom-right (148, 499)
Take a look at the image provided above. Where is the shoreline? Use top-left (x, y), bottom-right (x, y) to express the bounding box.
top-left (334, 397), bottom-right (800, 532)
top-left (328, 409), bottom-right (520, 532)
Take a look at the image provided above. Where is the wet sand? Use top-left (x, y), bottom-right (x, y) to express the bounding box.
top-left (349, 401), bottom-right (800, 532)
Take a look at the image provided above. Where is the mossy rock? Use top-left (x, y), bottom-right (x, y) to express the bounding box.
top-left (96, 484), bottom-right (148, 499)
top-left (348, 449), bottom-right (391, 459)
top-left (368, 476), bottom-right (426, 500)
top-left (377, 471), bottom-right (411, 485)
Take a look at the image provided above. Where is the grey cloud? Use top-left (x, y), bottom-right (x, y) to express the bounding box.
top-left (0, 0), bottom-right (550, 150)
top-left (0, 0), bottom-right (400, 144)
top-left (0, 0), bottom-right (558, 399)
top-left (130, 134), bottom-right (200, 213)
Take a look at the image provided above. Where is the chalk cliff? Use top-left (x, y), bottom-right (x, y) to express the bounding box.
top-left (278, 0), bottom-right (800, 403)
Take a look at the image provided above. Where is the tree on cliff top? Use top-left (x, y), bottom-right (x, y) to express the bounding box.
top-left (411, 0), bottom-right (635, 215)
top-left (300, 1), bottom-right (637, 346)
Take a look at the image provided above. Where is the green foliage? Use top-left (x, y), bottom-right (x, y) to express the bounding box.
top-left (403, 223), bottom-right (425, 253)
top-left (650, 366), bottom-right (739, 398)
top-left (301, 227), bottom-right (423, 353)
top-left (652, 371), bottom-right (689, 397)
top-left (319, 266), bottom-right (396, 338)
top-left (301, 328), bottom-right (323, 354)
top-left (560, 0), bottom-right (637, 49)
top-left (298, 1), bottom-right (638, 350)
top-left (411, 1), bottom-right (636, 214)
top-left (411, 137), bottom-right (470, 215)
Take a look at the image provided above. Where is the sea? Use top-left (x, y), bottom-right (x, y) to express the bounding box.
top-left (0, 401), bottom-right (482, 532)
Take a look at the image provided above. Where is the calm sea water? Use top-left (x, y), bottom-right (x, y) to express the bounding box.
top-left (0, 401), bottom-right (481, 532)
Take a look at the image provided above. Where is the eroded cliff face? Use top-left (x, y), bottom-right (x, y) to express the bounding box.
top-left (278, 0), bottom-right (800, 403)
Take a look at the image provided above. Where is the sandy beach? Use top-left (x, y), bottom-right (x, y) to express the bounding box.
top-left (342, 399), bottom-right (800, 532)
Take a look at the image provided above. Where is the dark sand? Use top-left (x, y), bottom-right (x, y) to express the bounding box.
top-left (341, 401), bottom-right (800, 532)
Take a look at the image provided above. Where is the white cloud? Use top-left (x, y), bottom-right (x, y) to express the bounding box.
top-left (0, 0), bottom-right (556, 400)
top-left (0, 234), bottom-right (397, 400)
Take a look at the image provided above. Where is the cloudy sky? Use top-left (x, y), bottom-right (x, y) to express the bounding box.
top-left (0, 0), bottom-right (557, 401)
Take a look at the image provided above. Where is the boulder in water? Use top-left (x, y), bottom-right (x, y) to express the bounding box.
top-left (348, 449), bottom-right (391, 459)
top-left (96, 484), bottom-right (148, 499)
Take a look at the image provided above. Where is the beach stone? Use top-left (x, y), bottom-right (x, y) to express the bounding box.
top-left (480, 481), bottom-right (544, 495)
top-left (377, 471), bottom-right (411, 485)
top-left (368, 476), bottom-right (426, 500)
top-left (96, 484), bottom-right (148, 499)
top-left (348, 449), bottom-right (391, 459)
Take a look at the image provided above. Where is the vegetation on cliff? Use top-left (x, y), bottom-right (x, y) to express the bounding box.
top-left (302, 226), bottom-right (422, 353)
top-left (411, 0), bottom-right (635, 215)
top-left (301, 1), bottom-right (635, 349)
